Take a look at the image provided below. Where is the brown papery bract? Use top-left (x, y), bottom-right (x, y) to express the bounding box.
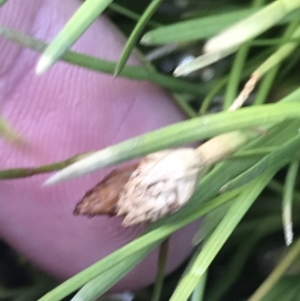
top-left (74, 163), bottom-right (139, 217)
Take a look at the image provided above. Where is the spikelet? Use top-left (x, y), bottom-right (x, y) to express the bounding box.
top-left (117, 148), bottom-right (203, 226)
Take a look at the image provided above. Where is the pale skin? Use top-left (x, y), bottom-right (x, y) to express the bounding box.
top-left (0, 0), bottom-right (200, 292)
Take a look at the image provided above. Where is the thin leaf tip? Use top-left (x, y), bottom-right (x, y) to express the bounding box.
top-left (36, 54), bottom-right (53, 75)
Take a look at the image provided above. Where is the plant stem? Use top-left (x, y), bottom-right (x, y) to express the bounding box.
top-left (151, 238), bottom-right (169, 301)
top-left (0, 26), bottom-right (205, 96)
top-left (282, 160), bottom-right (299, 245)
top-left (196, 130), bottom-right (255, 166)
top-left (0, 153), bottom-right (91, 179)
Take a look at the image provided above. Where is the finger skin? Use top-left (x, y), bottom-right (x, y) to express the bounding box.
top-left (0, 0), bottom-right (200, 291)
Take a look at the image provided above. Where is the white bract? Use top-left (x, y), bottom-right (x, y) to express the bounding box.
top-left (117, 148), bottom-right (203, 226)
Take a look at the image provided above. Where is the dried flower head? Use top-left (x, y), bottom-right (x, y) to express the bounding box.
top-left (74, 148), bottom-right (203, 227)
top-left (74, 163), bottom-right (138, 217)
top-left (117, 148), bottom-right (203, 226)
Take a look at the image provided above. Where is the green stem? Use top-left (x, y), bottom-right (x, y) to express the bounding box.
top-left (256, 23), bottom-right (300, 76)
top-left (172, 93), bottom-right (198, 118)
top-left (0, 153), bottom-right (91, 179)
top-left (114, 0), bottom-right (164, 76)
top-left (196, 130), bottom-right (255, 166)
top-left (223, 43), bottom-right (250, 110)
top-left (282, 160), bottom-right (299, 245)
top-left (36, 0), bottom-right (113, 74)
top-left (45, 103), bottom-right (300, 185)
top-left (191, 272), bottom-right (207, 301)
top-left (109, 3), bottom-right (161, 28)
top-left (199, 79), bottom-right (226, 115)
top-left (205, 0), bottom-right (300, 53)
top-left (151, 238), bottom-right (169, 301)
top-left (0, 26), bottom-right (205, 96)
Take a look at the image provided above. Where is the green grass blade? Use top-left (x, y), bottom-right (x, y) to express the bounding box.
top-left (114, 0), bottom-right (164, 76)
top-left (0, 0), bottom-right (8, 6)
top-left (282, 160), bottom-right (299, 246)
top-left (192, 194), bottom-right (236, 245)
top-left (176, 17), bottom-right (300, 78)
top-left (169, 171), bottom-right (276, 301)
top-left (204, 0), bottom-right (300, 53)
top-left (109, 3), bottom-right (160, 28)
top-left (261, 276), bottom-right (300, 301)
top-left (221, 134), bottom-right (300, 192)
top-left (71, 246), bottom-right (155, 301)
top-left (208, 217), bottom-right (283, 301)
top-left (151, 239), bottom-right (169, 301)
top-left (141, 8), bottom-right (256, 45)
top-left (254, 66), bottom-right (279, 105)
top-left (256, 23), bottom-right (300, 76)
top-left (199, 47), bottom-right (275, 114)
top-left (173, 46), bottom-right (237, 77)
top-left (253, 20), bottom-right (300, 97)
top-left (223, 0), bottom-right (265, 109)
top-left (223, 43), bottom-right (250, 109)
top-left (172, 93), bottom-right (198, 118)
top-left (177, 3), bottom-right (300, 77)
top-left (199, 79), bottom-right (226, 115)
top-left (141, 6), bottom-right (300, 46)
top-left (45, 103), bottom-right (300, 185)
top-left (36, 0), bottom-right (113, 74)
top-left (0, 26), bottom-right (205, 96)
top-left (190, 272), bottom-right (207, 301)
top-left (231, 147), bottom-right (276, 158)
top-left (208, 237), bottom-right (259, 301)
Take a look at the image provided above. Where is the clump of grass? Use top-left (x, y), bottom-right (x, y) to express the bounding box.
top-left (1, 0), bottom-right (300, 301)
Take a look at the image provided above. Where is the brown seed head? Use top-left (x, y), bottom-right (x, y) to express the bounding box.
top-left (74, 163), bottom-right (138, 217)
top-left (117, 148), bottom-right (203, 226)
